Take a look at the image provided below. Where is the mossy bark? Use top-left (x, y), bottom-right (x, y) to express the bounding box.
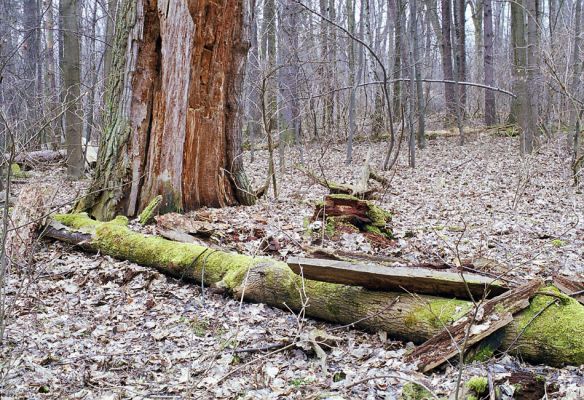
top-left (45, 213), bottom-right (584, 367)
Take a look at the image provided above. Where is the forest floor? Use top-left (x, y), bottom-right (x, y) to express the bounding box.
top-left (2, 133), bottom-right (584, 399)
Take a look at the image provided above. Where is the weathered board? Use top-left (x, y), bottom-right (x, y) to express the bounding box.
top-left (553, 275), bottom-right (584, 305)
top-left (287, 257), bottom-right (509, 299)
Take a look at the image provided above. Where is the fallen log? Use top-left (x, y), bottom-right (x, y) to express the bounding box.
top-left (13, 150), bottom-right (66, 169)
top-left (405, 280), bottom-right (542, 372)
top-left (42, 213), bottom-right (584, 367)
top-left (287, 257), bottom-right (508, 299)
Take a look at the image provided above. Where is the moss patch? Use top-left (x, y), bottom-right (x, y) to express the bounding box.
top-left (9, 163), bottom-right (28, 179)
top-left (138, 195), bottom-right (162, 225)
top-left (406, 298), bottom-right (471, 329)
top-left (466, 376), bottom-right (488, 396)
top-left (401, 382), bottom-right (433, 400)
top-left (508, 286), bottom-right (584, 365)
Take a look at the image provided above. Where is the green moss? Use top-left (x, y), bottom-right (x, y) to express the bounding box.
top-left (364, 225), bottom-right (383, 235)
top-left (551, 239), bottom-right (566, 247)
top-left (328, 193), bottom-right (360, 201)
top-left (466, 376), bottom-right (488, 395)
top-left (54, 213), bottom-right (101, 232)
top-left (138, 195), bottom-right (162, 225)
top-left (406, 298), bottom-right (471, 329)
top-left (325, 218), bottom-right (336, 237)
top-left (366, 203), bottom-right (392, 227)
top-left (9, 163), bottom-right (28, 179)
top-left (510, 286), bottom-right (584, 364)
top-left (467, 344), bottom-right (495, 363)
top-left (401, 383), bottom-right (433, 400)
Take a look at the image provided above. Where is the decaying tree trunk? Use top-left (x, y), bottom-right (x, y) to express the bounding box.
top-left (77, 0), bottom-right (255, 221)
top-left (44, 213), bottom-right (584, 368)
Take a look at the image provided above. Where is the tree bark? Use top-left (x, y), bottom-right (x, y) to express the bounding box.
top-left (509, 0), bottom-right (526, 126)
top-left (440, 0), bottom-right (456, 121)
top-left (483, 0), bottom-right (496, 125)
top-left (45, 213), bottom-right (584, 368)
top-left (77, 0), bottom-right (255, 221)
top-left (59, 0), bottom-right (84, 178)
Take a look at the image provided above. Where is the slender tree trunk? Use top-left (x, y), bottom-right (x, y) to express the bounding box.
top-left (509, 0), bottom-right (526, 125)
top-left (413, 1), bottom-right (425, 149)
top-left (483, 0), bottom-right (496, 125)
top-left (83, 1), bottom-right (99, 163)
top-left (568, 0), bottom-right (582, 156)
top-left (453, 0), bottom-right (466, 111)
top-left (262, 0), bottom-right (277, 136)
top-left (59, 0), bottom-right (84, 178)
top-left (522, 0), bottom-right (538, 154)
top-left (440, 0), bottom-right (455, 122)
top-left (391, 0), bottom-right (403, 114)
top-left (408, 0), bottom-right (417, 167)
top-left (44, 0), bottom-right (60, 150)
top-left (77, 0), bottom-right (256, 220)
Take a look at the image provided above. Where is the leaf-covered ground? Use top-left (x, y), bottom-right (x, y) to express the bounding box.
top-left (2, 134), bottom-right (584, 398)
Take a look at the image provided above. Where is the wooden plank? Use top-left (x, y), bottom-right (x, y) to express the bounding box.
top-left (553, 275), bottom-right (584, 305)
top-left (287, 257), bottom-right (509, 299)
top-left (405, 279), bottom-right (543, 372)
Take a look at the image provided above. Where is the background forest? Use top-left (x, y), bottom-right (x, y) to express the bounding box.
top-left (1, 0), bottom-right (584, 398)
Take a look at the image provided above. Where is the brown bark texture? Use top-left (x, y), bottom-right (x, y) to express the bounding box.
top-left (78, 0), bottom-right (254, 221)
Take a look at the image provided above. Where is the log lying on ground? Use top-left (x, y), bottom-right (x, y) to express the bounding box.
top-left (43, 213), bottom-right (584, 367)
top-left (13, 150), bottom-right (66, 169)
top-left (287, 257), bottom-right (508, 299)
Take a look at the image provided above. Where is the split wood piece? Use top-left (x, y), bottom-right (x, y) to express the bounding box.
top-left (287, 257), bottom-right (508, 299)
top-left (42, 213), bottom-right (584, 368)
top-left (405, 279), bottom-right (543, 373)
top-left (306, 246), bottom-right (454, 270)
top-left (5, 184), bottom-right (56, 266)
top-left (553, 274), bottom-right (584, 305)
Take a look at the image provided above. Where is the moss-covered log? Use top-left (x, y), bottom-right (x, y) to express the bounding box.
top-left (44, 213), bottom-right (584, 368)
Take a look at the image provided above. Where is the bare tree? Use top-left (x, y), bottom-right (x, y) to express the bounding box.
top-left (59, 0), bottom-right (84, 178)
top-left (483, 0), bottom-right (496, 125)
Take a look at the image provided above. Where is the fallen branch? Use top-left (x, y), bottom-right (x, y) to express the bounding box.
top-left (42, 213), bottom-right (584, 368)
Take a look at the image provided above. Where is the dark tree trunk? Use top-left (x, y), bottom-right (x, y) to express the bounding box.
top-left (440, 0), bottom-right (455, 121)
top-left (77, 0), bottom-right (255, 221)
top-left (453, 0), bottom-right (466, 110)
top-left (483, 0), bottom-right (496, 125)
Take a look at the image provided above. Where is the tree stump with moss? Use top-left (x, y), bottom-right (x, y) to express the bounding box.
top-left (312, 195), bottom-right (393, 239)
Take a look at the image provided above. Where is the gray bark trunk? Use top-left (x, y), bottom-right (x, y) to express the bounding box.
top-left (59, 0), bottom-right (84, 178)
top-left (483, 0), bottom-right (496, 125)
